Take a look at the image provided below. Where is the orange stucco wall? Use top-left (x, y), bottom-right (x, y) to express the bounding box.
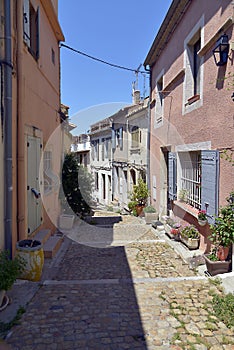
top-left (9, 0), bottom-right (64, 252)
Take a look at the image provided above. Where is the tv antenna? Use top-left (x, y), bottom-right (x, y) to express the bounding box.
top-left (133, 63), bottom-right (142, 90)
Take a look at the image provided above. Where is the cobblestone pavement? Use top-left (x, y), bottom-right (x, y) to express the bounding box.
top-left (4, 220), bottom-right (234, 349)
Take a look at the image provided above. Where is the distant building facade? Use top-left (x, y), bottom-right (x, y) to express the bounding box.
top-left (72, 134), bottom-right (91, 171)
top-left (89, 97), bottom-right (149, 208)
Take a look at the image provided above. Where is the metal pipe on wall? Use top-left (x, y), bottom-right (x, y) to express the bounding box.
top-left (4, 0), bottom-right (13, 255)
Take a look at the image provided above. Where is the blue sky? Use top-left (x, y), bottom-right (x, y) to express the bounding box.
top-left (58, 1), bottom-right (172, 134)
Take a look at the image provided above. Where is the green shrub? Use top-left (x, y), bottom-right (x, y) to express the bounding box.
top-left (0, 250), bottom-right (26, 291)
top-left (212, 293), bottom-right (234, 328)
top-left (61, 153), bottom-right (94, 217)
top-left (129, 178), bottom-right (149, 206)
top-left (106, 205), bottom-right (114, 212)
top-left (180, 225), bottom-right (200, 239)
top-left (143, 205), bottom-right (156, 213)
top-left (209, 191), bottom-right (234, 248)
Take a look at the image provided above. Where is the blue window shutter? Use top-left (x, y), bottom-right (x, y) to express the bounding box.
top-left (168, 152), bottom-right (177, 200)
top-left (201, 150), bottom-right (219, 224)
top-left (111, 127), bottom-right (116, 150)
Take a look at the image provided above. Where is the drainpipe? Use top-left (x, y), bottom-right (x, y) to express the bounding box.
top-left (4, 0), bottom-right (13, 256)
top-left (145, 67), bottom-right (151, 202)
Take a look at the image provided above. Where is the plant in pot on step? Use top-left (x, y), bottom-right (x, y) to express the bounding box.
top-left (165, 217), bottom-right (181, 240)
top-left (180, 224), bottom-right (200, 249)
top-left (197, 210), bottom-right (207, 226)
top-left (204, 191), bottom-right (234, 275)
top-left (143, 205), bottom-right (159, 224)
top-left (128, 178), bottom-right (149, 217)
top-left (0, 250), bottom-right (26, 311)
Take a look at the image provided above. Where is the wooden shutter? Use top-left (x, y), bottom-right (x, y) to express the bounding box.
top-left (168, 152), bottom-right (177, 200)
top-left (111, 127), bottom-right (116, 150)
top-left (35, 7), bottom-right (40, 59)
top-left (102, 138), bottom-right (105, 161)
top-left (119, 127), bottom-right (123, 150)
top-left (119, 177), bottom-right (123, 194)
top-left (201, 150), bottom-right (219, 224)
top-left (152, 175), bottom-right (156, 200)
top-left (91, 141), bottom-right (94, 160)
top-left (23, 0), bottom-right (30, 46)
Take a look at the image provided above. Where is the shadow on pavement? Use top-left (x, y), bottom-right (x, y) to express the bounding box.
top-left (6, 218), bottom-right (148, 349)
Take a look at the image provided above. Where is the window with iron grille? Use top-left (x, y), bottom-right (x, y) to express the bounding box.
top-left (180, 151), bottom-right (201, 209)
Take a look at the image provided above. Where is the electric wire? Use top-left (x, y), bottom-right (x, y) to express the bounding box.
top-left (60, 43), bottom-right (149, 74)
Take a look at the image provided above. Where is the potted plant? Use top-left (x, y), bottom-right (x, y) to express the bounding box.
top-left (180, 224), bottom-right (200, 249)
top-left (197, 210), bottom-right (207, 226)
top-left (164, 217), bottom-right (181, 240)
top-left (178, 188), bottom-right (189, 203)
top-left (0, 250), bottom-right (25, 311)
top-left (204, 247), bottom-right (231, 276)
top-left (204, 191), bottom-right (234, 275)
top-left (128, 178), bottom-right (149, 216)
top-left (143, 205), bottom-right (159, 224)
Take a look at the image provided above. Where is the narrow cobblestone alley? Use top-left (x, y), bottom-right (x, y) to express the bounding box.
top-left (3, 217), bottom-right (234, 349)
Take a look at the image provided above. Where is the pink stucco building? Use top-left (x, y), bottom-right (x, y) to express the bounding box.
top-left (144, 0), bottom-right (234, 251)
top-left (0, 0), bottom-right (64, 254)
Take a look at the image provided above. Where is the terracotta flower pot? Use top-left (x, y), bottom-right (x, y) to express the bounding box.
top-left (217, 246), bottom-right (230, 261)
top-left (136, 205), bottom-right (144, 217)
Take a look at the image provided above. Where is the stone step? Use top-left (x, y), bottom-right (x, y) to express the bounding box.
top-left (84, 216), bottom-right (122, 226)
top-left (33, 229), bottom-right (51, 244)
top-left (43, 235), bottom-right (63, 259)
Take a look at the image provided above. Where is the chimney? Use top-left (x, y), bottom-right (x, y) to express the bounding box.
top-left (132, 89), bottom-right (141, 104)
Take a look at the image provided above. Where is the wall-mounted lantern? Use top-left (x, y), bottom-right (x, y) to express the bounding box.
top-left (212, 34), bottom-right (229, 66)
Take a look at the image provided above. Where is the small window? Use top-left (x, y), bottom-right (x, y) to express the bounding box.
top-left (95, 172), bottom-right (99, 190)
top-left (94, 140), bottom-right (99, 161)
top-left (193, 38), bottom-right (201, 95)
top-left (115, 128), bottom-right (123, 149)
top-left (51, 48), bottom-right (55, 65)
top-left (183, 17), bottom-right (204, 113)
top-left (131, 126), bottom-right (140, 148)
top-left (155, 75), bottom-right (164, 127)
top-left (102, 138), bottom-right (105, 161)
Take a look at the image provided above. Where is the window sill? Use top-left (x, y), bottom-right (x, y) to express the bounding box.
top-left (186, 94), bottom-right (200, 106)
top-left (174, 200), bottom-right (199, 218)
top-left (130, 147), bottom-right (140, 154)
